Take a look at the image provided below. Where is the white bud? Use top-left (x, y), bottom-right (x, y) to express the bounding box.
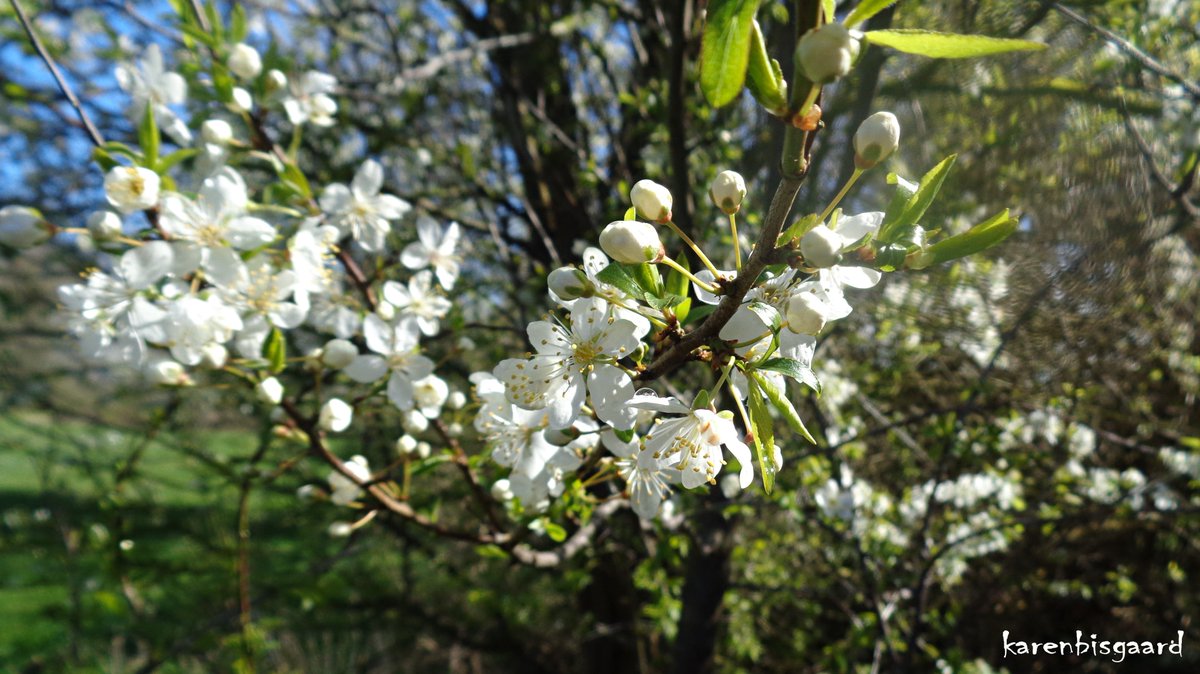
top-left (200, 119), bottom-right (234, 145)
top-left (446, 422), bottom-right (463, 437)
top-left (402, 409), bottom-right (429, 433)
top-left (266, 69), bottom-right (288, 92)
top-left (320, 338), bottom-right (358, 369)
top-left (227, 43), bottom-right (262, 79)
top-left (491, 479), bottom-right (514, 501)
top-left (0, 206), bottom-right (50, 249)
top-left (447, 391), bottom-right (467, 410)
top-left (413, 374), bottom-right (449, 416)
top-left (296, 484), bottom-right (317, 501)
top-left (396, 434), bottom-right (418, 454)
top-left (319, 398), bottom-right (353, 432)
top-left (853, 112), bottom-right (900, 168)
top-left (709, 170), bottom-right (746, 215)
top-left (145, 358), bottom-right (188, 386)
top-left (376, 300), bottom-right (396, 321)
top-left (630, 179), bottom-right (673, 222)
top-left (599, 220), bottom-right (665, 264)
top-left (256, 377), bottom-right (284, 405)
top-left (796, 23), bottom-right (859, 84)
top-left (547, 266), bottom-right (592, 300)
top-left (456, 336), bottom-right (476, 351)
top-left (104, 166), bottom-right (160, 213)
top-left (785, 291), bottom-right (827, 335)
top-left (415, 441), bottom-right (432, 459)
top-left (86, 211), bottom-right (122, 241)
top-left (800, 224), bottom-right (844, 268)
top-left (544, 427), bottom-right (581, 447)
top-left (327, 521), bottom-right (353, 537)
top-left (231, 87), bottom-right (253, 112)
top-left (199, 343), bottom-right (228, 368)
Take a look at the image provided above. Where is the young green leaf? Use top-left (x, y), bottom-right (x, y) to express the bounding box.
top-left (864, 29), bottom-right (1046, 59)
top-left (746, 379), bottom-right (776, 494)
top-left (919, 209), bottom-right (1018, 267)
top-left (745, 20), bottom-right (788, 115)
top-left (263, 327), bottom-right (287, 373)
top-left (843, 0), bottom-right (897, 27)
top-left (665, 251), bottom-right (690, 299)
top-left (757, 357), bottom-right (821, 393)
top-left (596, 263), bottom-right (644, 300)
top-left (881, 155), bottom-right (956, 240)
top-left (751, 372), bottom-right (816, 444)
top-left (700, 0), bottom-right (763, 107)
top-left (137, 104), bottom-right (159, 169)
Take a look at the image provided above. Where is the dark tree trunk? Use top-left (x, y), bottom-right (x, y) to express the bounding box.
top-left (670, 495), bottom-right (733, 674)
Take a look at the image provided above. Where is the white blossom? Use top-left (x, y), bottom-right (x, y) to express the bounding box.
top-left (343, 315), bottom-right (434, 410)
top-left (400, 217), bottom-right (461, 289)
top-left (115, 44), bottom-right (192, 145)
top-left (319, 160), bottom-right (411, 252)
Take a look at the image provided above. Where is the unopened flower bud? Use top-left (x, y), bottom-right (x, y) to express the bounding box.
top-left (544, 426), bottom-right (581, 446)
top-left (376, 300), bottom-right (396, 321)
top-left (709, 170), bottom-right (746, 215)
top-left (446, 422), bottom-right (463, 437)
top-left (785, 291), bottom-right (827, 335)
top-left (265, 69), bottom-right (288, 93)
top-left (227, 43), bottom-right (262, 80)
top-left (853, 111), bottom-right (900, 169)
top-left (145, 358), bottom-right (188, 386)
top-left (415, 441), bottom-right (432, 459)
top-left (231, 87), bottom-right (253, 112)
top-left (296, 484), bottom-right (317, 501)
top-left (0, 206), bottom-right (51, 249)
top-left (402, 409), bottom-right (428, 433)
top-left (328, 521), bottom-right (353, 537)
top-left (319, 398), bottom-right (353, 432)
top-left (256, 377), bottom-right (284, 405)
top-left (200, 119), bottom-right (234, 145)
top-left (599, 220), bottom-right (664, 264)
top-left (491, 478), bottom-right (514, 501)
top-left (86, 211), bottom-right (123, 241)
top-left (200, 343), bottom-right (228, 368)
top-left (104, 166), bottom-right (160, 213)
top-left (630, 179), bottom-right (672, 222)
top-left (796, 23), bottom-right (859, 84)
top-left (320, 338), bottom-right (358, 369)
top-left (548, 266), bottom-right (592, 300)
top-left (457, 336), bottom-right (476, 351)
top-left (447, 391), bottom-right (467, 410)
top-left (396, 434), bottom-right (418, 454)
top-left (800, 224), bottom-right (844, 268)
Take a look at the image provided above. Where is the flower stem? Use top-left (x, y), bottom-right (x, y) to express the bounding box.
top-left (610, 297), bottom-right (670, 328)
top-left (729, 213), bottom-right (744, 272)
top-left (797, 84), bottom-right (820, 117)
top-left (818, 167), bottom-right (864, 224)
top-left (664, 220), bottom-right (721, 277)
top-left (727, 373), bottom-right (755, 437)
top-left (659, 257), bottom-right (717, 294)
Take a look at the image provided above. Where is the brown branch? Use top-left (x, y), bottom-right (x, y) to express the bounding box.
top-left (1054, 3), bottom-right (1200, 99)
top-left (432, 418), bottom-right (507, 534)
top-left (507, 499), bottom-right (626, 567)
top-left (10, 0), bottom-right (106, 147)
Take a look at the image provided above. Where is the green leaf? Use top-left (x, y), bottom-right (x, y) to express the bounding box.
top-left (751, 372), bottom-right (816, 444)
top-left (596, 262), bottom-right (644, 300)
top-left (92, 147), bottom-right (119, 172)
top-left (157, 148), bottom-right (198, 173)
top-left (822, 0), bottom-right (837, 22)
top-left (674, 296), bottom-right (692, 325)
top-left (263, 327), bottom-right (286, 373)
top-left (881, 155), bottom-right (956, 241)
top-left (280, 162), bottom-right (313, 200)
top-left (692, 389), bottom-right (711, 411)
top-left (746, 300), bottom-right (782, 332)
top-left (613, 428), bottom-right (636, 444)
top-left (645, 293), bottom-right (687, 311)
top-left (745, 20), bottom-right (788, 115)
top-left (665, 251), bottom-right (690, 299)
top-left (230, 4), bottom-right (248, 42)
top-left (844, 0), bottom-right (897, 27)
top-left (919, 209), bottom-right (1017, 267)
top-left (879, 172), bottom-right (919, 236)
top-left (746, 379), bottom-right (776, 494)
top-left (542, 521), bottom-right (568, 543)
top-left (757, 357), bottom-right (820, 393)
top-left (623, 206), bottom-right (637, 221)
top-left (864, 29), bottom-right (1046, 59)
top-left (682, 303), bottom-right (716, 326)
top-left (409, 454), bottom-right (452, 478)
top-left (699, 0), bottom-right (763, 107)
top-left (630, 262), bottom-right (662, 298)
top-left (137, 104), bottom-right (159, 169)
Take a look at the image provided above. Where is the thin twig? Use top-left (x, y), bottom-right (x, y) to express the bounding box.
top-left (9, 0), bottom-right (106, 147)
